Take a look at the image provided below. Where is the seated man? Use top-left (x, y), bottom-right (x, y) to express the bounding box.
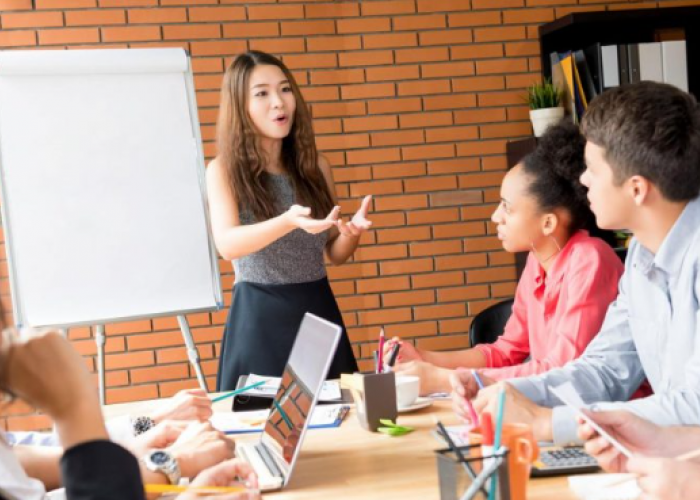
top-left (452, 81), bottom-right (700, 445)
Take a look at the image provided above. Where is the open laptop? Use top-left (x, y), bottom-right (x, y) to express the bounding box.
top-left (236, 312), bottom-right (342, 491)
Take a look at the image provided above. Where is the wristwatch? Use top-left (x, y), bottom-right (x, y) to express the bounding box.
top-left (142, 449), bottom-right (181, 485)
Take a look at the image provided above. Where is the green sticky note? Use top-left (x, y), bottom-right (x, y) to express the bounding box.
top-left (377, 419), bottom-right (414, 436)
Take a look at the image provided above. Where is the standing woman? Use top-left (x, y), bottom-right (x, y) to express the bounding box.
top-left (207, 51), bottom-right (370, 391)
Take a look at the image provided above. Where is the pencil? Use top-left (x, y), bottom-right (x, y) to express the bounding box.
top-left (273, 399), bottom-right (293, 429)
top-left (211, 379), bottom-right (267, 403)
top-left (145, 484), bottom-right (247, 495)
top-left (377, 327), bottom-right (385, 374)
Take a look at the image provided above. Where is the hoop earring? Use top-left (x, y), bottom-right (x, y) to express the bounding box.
top-left (530, 236), bottom-right (562, 265)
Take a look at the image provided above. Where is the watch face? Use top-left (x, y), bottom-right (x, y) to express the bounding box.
top-left (150, 451), bottom-right (170, 465)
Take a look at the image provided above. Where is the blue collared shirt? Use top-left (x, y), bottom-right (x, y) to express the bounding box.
top-left (510, 196), bottom-right (700, 445)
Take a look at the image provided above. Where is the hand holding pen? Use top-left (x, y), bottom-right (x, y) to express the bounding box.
top-left (450, 368), bottom-right (493, 426)
top-left (383, 337), bottom-right (423, 364)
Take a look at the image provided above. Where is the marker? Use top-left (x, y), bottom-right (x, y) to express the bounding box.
top-left (387, 342), bottom-right (401, 368)
top-left (211, 380), bottom-right (267, 403)
top-left (377, 327), bottom-right (385, 374)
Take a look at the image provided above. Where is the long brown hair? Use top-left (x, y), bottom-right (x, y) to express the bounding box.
top-left (216, 50), bottom-right (335, 221)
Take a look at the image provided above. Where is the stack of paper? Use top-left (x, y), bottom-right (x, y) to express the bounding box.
top-left (568, 474), bottom-right (641, 500)
top-left (245, 374), bottom-right (341, 401)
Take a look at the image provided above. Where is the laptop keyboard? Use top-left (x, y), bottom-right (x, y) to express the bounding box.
top-left (239, 443), bottom-right (283, 490)
top-left (256, 442), bottom-right (283, 479)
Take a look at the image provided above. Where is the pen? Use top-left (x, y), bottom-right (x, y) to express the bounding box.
top-left (377, 327), bottom-right (385, 374)
top-left (472, 370), bottom-right (485, 391)
top-left (145, 484), bottom-right (247, 495)
top-left (211, 379), bottom-right (267, 403)
top-left (464, 397), bottom-right (480, 429)
top-left (387, 342), bottom-right (401, 368)
top-left (434, 417), bottom-right (487, 496)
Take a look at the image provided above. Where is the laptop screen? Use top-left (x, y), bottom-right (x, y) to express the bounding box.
top-left (259, 313), bottom-right (341, 485)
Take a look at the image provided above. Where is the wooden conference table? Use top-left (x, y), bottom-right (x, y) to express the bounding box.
top-left (104, 397), bottom-right (575, 499)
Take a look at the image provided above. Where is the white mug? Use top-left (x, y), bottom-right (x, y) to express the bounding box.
top-left (395, 375), bottom-right (420, 408)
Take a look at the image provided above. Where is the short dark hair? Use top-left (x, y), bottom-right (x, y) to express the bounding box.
top-left (521, 120), bottom-right (595, 235)
top-left (581, 81), bottom-right (700, 201)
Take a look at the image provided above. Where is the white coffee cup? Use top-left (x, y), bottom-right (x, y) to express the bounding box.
top-left (395, 375), bottom-right (420, 408)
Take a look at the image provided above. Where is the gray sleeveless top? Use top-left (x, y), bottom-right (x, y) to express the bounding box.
top-left (234, 172), bottom-right (328, 285)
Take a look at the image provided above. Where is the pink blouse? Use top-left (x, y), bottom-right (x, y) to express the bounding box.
top-left (475, 230), bottom-right (624, 381)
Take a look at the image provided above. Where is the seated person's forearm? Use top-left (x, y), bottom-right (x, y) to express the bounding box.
top-left (54, 398), bottom-right (109, 450)
top-left (423, 348), bottom-right (487, 370)
top-left (14, 445), bottom-right (62, 491)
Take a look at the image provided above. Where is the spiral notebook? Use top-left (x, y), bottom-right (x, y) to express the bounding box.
top-left (211, 404), bottom-right (350, 434)
top-left (568, 474), bottom-right (641, 500)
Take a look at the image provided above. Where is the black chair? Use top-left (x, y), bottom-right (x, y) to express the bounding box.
top-left (614, 246), bottom-right (627, 263)
top-left (468, 298), bottom-right (514, 347)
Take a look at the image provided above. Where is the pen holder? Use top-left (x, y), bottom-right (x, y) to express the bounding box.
top-left (349, 371), bottom-right (398, 432)
top-left (435, 445), bottom-right (511, 500)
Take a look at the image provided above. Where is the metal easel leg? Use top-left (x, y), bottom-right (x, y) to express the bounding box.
top-left (177, 315), bottom-right (207, 392)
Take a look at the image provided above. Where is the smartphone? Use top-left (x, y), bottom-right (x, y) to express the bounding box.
top-left (550, 383), bottom-right (633, 459)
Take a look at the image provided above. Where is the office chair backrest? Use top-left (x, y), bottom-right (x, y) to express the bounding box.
top-left (468, 298), bottom-right (514, 347)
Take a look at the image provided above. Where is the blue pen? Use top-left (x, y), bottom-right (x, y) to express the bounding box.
top-left (211, 380), bottom-right (267, 403)
top-left (472, 370), bottom-right (485, 390)
top-left (488, 387), bottom-right (507, 500)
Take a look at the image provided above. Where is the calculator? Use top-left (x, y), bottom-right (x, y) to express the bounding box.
top-left (530, 446), bottom-right (600, 477)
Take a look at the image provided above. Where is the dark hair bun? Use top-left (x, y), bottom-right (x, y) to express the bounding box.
top-left (521, 119), bottom-right (594, 233)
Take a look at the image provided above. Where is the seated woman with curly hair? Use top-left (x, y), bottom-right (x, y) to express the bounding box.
top-left (386, 121), bottom-right (629, 396)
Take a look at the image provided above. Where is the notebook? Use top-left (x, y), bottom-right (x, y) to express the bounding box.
top-left (211, 404), bottom-right (349, 434)
top-left (231, 373), bottom-right (349, 411)
top-left (235, 313), bottom-right (342, 491)
top-left (568, 474), bottom-right (641, 500)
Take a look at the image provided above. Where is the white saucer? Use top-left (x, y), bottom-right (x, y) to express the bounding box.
top-left (398, 397), bottom-right (433, 413)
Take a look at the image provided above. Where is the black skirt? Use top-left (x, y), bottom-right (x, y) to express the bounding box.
top-left (216, 277), bottom-right (358, 391)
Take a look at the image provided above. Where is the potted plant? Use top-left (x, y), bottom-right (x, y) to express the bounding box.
top-left (526, 79), bottom-right (565, 137)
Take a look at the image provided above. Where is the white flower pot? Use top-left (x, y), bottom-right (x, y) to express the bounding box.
top-left (529, 107), bottom-right (565, 137)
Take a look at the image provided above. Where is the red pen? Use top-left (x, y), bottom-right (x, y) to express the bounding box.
top-left (377, 327), bottom-right (385, 374)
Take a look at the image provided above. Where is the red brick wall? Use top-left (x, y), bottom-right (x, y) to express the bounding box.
top-left (0, 0), bottom-right (697, 430)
